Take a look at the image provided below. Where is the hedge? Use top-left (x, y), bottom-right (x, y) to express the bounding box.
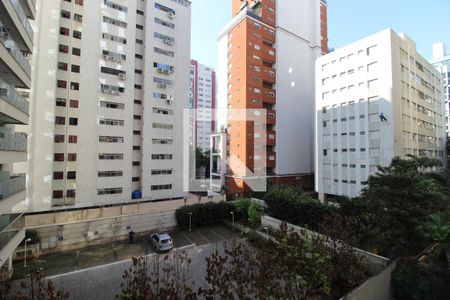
top-left (175, 201), bottom-right (242, 229)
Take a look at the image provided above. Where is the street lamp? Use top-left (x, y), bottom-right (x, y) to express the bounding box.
top-left (188, 212), bottom-right (193, 232)
top-left (230, 212), bottom-right (234, 229)
top-left (264, 226), bottom-right (269, 237)
top-left (24, 238), bottom-right (32, 268)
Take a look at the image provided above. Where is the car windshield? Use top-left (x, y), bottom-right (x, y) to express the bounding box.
top-left (160, 238), bottom-right (171, 244)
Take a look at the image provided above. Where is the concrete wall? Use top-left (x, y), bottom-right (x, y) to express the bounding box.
top-left (23, 196), bottom-right (222, 254)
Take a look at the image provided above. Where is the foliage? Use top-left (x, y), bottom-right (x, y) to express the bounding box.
top-left (417, 212), bottom-right (450, 245)
top-left (264, 185), bottom-right (337, 231)
top-left (20, 230), bottom-right (39, 246)
top-left (175, 201), bottom-right (240, 229)
top-left (392, 259), bottom-right (430, 300)
top-left (234, 198), bottom-right (251, 219)
top-left (117, 252), bottom-right (196, 300)
top-left (247, 202), bottom-right (264, 227)
top-left (199, 223), bottom-right (334, 300)
top-left (195, 147), bottom-right (210, 169)
top-left (0, 268), bottom-right (69, 300)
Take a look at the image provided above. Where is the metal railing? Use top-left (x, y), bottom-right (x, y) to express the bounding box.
top-left (0, 213), bottom-right (24, 250)
top-left (0, 175), bottom-right (26, 200)
top-left (9, 0), bottom-right (33, 41)
top-left (0, 132), bottom-right (27, 151)
top-left (0, 77), bottom-right (29, 114)
top-left (0, 38), bottom-right (31, 76)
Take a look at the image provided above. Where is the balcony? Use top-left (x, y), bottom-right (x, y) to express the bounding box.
top-left (261, 67), bottom-right (276, 84)
top-left (0, 131), bottom-right (26, 152)
top-left (267, 130), bottom-right (276, 145)
top-left (266, 109), bottom-right (276, 125)
top-left (262, 88), bottom-right (276, 105)
top-left (0, 37), bottom-right (32, 88)
top-left (0, 78), bottom-right (29, 121)
top-left (0, 213), bottom-right (25, 269)
top-left (0, 0), bottom-right (33, 51)
top-left (0, 175), bottom-right (26, 201)
top-left (267, 152), bottom-right (276, 168)
top-left (261, 47), bottom-right (276, 63)
top-left (18, 0), bottom-right (36, 20)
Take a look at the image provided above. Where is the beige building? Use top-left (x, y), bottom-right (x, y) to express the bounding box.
top-left (28, 0), bottom-right (191, 212)
top-left (315, 29), bottom-right (446, 198)
top-left (0, 0), bottom-right (35, 276)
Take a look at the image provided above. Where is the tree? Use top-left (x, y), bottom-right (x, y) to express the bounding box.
top-left (247, 201), bottom-right (264, 227)
top-left (418, 212), bottom-right (450, 245)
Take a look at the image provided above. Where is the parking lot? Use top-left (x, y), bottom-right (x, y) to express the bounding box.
top-left (12, 225), bottom-right (240, 280)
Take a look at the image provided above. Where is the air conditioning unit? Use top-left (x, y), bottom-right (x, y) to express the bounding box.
top-left (167, 95), bottom-right (174, 101)
top-left (167, 12), bottom-right (174, 19)
top-left (118, 73), bottom-right (126, 80)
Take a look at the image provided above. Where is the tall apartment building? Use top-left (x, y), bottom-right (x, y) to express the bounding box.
top-left (0, 0), bottom-right (35, 275)
top-left (28, 0), bottom-right (191, 211)
top-left (430, 42), bottom-right (450, 135)
top-left (189, 60), bottom-right (216, 151)
top-left (315, 29), bottom-right (446, 198)
top-left (215, 0), bottom-right (327, 195)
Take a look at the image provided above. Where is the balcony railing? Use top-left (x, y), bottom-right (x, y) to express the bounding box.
top-left (0, 175), bottom-right (26, 200)
top-left (10, 0), bottom-right (33, 41)
top-left (0, 37), bottom-right (31, 76)
top-left (0, 78), bottom-right (29, 114)
top-left (0, 213), bottom-right (24, 251)
top-left (0, 132), bottom-right (27, 152)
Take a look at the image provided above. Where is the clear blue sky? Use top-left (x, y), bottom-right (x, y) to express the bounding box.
top-left (191, 0), bottom-right (450, 70)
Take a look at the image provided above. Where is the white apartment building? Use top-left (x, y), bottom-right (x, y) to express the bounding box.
top-left (28, 0), bottom-right (191, 212)
top-left (430, 42), bottom-right (450, 135)
top-left (315, 29), bottom-right (446, 198)
top-left (189, 59), bottom-right (215, 151)
top-left (0, 0), bottom-right (35, 275)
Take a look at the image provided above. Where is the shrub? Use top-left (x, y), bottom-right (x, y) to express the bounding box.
top-left (392, 259), bottom-right (429, 300)
top-left (248, 201), bottom-right (264, 226)
top-left (175, 201), bottom-right (240, 229)
top-left (235, 198), bottom-right (252, 219)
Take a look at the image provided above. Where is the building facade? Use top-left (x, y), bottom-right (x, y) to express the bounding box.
top-left (189, 59), bottom-right (216, 151)
top-left (215, 0), bottom-right (327, 195)
top-left (315, 29), bottom-right (446, 198)
top-left (430, 42), bottom-right (450, 135)
top-left (28, 0), bottom-right (191, 212)
top-left (0, 0), bottom-right (35, 275)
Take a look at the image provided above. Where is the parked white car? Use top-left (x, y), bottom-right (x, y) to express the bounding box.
top-left (149, 233), bottom-right (174, 252)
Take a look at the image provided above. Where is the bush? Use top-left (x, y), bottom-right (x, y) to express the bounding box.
top-left (248, 201), bottom-right (264, 226)
top-left (175, 201), bottom-right (241, 229)
top-left (392, 259), bottom-right (429, 300)
top-left (235, 198), bottom-right (252, 219)
top-left (264, 185), bottom-right (337, 230)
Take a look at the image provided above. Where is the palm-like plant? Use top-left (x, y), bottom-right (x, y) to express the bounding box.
top-left (417, 212), bottom-right (450, 245)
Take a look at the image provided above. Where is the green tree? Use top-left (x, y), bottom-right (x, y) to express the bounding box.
top-left (418, 212), bottom-right (450, 245)
top-left (247, 201), bottom-right (264, 227)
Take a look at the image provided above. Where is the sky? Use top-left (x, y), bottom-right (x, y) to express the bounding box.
top-left (191, 0), bottom-right (450, 70)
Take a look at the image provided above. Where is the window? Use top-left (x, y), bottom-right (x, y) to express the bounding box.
top-left (68, 135), bottom-right (77, 143)
top-left (132, 177), bottom-right (140, 182)
top-left (53, 190), bottom-right (64, 199)
top-left (75, 0), bottom-right (83, 5)
top-left (72, 47), bottom-right (81, 56)
top-left (58, 62), bottom-right (68, 71)
top-left (103, 0), bottom-right (127, 12)
top-left (135, 54), bottom-right (143, 59)
top-left (98, 188), bottom-right (123, 195)
top-left (151, 169), bottom-right (172, 175)
top-left (132, 161), bottom-right (140, 166)
top-left (133, 130), bottom-right (141, 135)
top-left (73, 30), bottom-right (82, 39)
top-left (151, 154), bottom-right (173, 160)
top-left (60, 27), bottom-right (70, 36)
top-left (136, 24), bottom-right (144, 30)
top-left (99, 118), bottom-right (124, 126)
top-left (151, 184), bottom-right (172, 191)
top-left (61, 10), bottom-right (70, 19)
top-left (57, 80), bottom-right (67, 88)
top-left (55, 116), bottom-right (65, 125)
top-left (99, 136), bottom-right (124, 143)
top-left (135, 69), bottom-right (142, 74)
top-left (134, 99), bottom-right (142, 105)
top-left (98, 171), bottom-right (123, 177)
top-left (68, 153), bottom-right (77, 161)
top-left (100, 101), bottom-right (124, 109)
top-left (54, 153), bottom-right (64, 161)
top-left (74, 14), bottom-right (82, 22)
top-left (67, 171), bottom-right (76, 179)
top-left (56, 98), bottom-right (66, 107)
top-left (54, 135), bottom-right (65, 143)
top-left (70, 82), bottom-right (79, 90)
top-left (155, 18), bottom-right (175, 29)
top-left (133, 115), bottom-right (141, 120)
top-left (137, 9), bottom-right (144, 15)
top-left (152, 139), bottom-right (173, 144)
top-left (154, 47), bottom-right (174, 57)
top-left (136, 39), bottom-right (143, 45)
top-left (102, 33), bottom-right (127, 44)
top-left (59, 44), bottom-right (69, 53)
top-left (70, 100), bottom-right (78, 108)
top-left (71, 65), bottom-right (80, 73)
top-left (155, 3), bottom-right (175, 15)
top-left (133, 146), bottom-right (141, 150)
top-left (101, 66), bottom-right (126, 77)
top-left (53, 172), bottom-right (64, 180)
top-left (103, 16), bottom-right (127, 28)
top-left (99, 153), bottom-right (123, 160)
top-left (69, 118), bottom-right (78, 125)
